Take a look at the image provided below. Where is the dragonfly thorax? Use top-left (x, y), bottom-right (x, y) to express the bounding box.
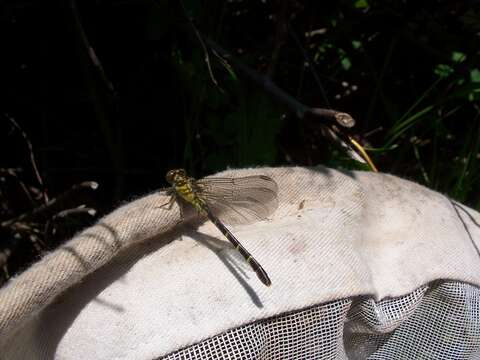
top-left (166, 169), bottom-right (206, 212)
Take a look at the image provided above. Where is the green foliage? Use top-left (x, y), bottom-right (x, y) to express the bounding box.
top-left (169, 0), bottom-right (480, 207)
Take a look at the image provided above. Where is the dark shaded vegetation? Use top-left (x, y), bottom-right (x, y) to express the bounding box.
top-left (1, 0), bottom-right (480, 284)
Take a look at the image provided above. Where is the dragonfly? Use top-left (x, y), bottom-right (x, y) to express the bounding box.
top-left (162, 169), bottom-right (279, 286)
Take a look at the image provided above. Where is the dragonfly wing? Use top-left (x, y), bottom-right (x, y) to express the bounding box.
top-left (194, 175), bottom-right (279, 225)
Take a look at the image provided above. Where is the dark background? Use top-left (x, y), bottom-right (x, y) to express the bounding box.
top-left (1, 0), bottom-right (480, 284)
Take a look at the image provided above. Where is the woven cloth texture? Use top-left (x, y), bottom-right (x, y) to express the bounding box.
top-left (0, 166), bottom-right (479, 359)
top-left (160, 281), bottom-right (479, 359)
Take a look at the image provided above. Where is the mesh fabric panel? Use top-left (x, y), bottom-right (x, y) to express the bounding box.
top-left (162, 281), bottom-right (480, 359)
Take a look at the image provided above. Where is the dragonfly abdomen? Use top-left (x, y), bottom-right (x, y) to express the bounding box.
top-left (205, 207), bottom-right (272, 286)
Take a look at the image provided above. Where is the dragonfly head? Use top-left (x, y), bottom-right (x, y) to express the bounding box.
top-left (166, 168), bottom-right (186, 184)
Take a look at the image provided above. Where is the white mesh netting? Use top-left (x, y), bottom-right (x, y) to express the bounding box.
top-left (163, 281), bottom-right (480, 359)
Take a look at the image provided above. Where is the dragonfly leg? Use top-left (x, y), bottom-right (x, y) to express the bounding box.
top-left (158, 189), bottom-right (175, 210)
top-left (158, 197), bottom-right (174, 210)
top-left (178, 201), bottom-right (186, 221)
top-left (157, 193), bottom-right (186, 226)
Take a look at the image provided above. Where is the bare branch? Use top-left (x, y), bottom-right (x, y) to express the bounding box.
top-left (1, 181), bottom-right (98, 228)
top-left (206, 39), bottom-right (354, 128)
top-left (288, 24), bottom-right (330, 107)
top-left (69, 0), bottom-right (116, 95)
top-left (44, 206), bottom-right (97, 241)
top-left (177, 0), bottom-right (221, 89)
top-left (267, 0), bottom-right (289, 78)
top-left (206, 40), bottom-right (380, 172)
top-left (3, 113), bottom-right (48, 203)
top-left (0, 167), bottom-right (35, 206)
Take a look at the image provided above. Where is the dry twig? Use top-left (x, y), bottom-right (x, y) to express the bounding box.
top-left (3, 114), bottom-right (48, 203)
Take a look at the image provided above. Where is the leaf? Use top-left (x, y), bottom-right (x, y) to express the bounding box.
top-left (451, 51), bottom-right (466, 63)
top-left (470, 69), bottom-right (480, 83)
top-left (354, 0), bottom-right (369, 9)
top-left (341, 57), bottom-right (352, 70)
top-left (434, 64), bottom-right (453, 78)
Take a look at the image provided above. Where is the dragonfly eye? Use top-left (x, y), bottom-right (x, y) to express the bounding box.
top-left (166, 168), bottom-right (187, 184)
top-left (165, 170), bottom-right (176, 184)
